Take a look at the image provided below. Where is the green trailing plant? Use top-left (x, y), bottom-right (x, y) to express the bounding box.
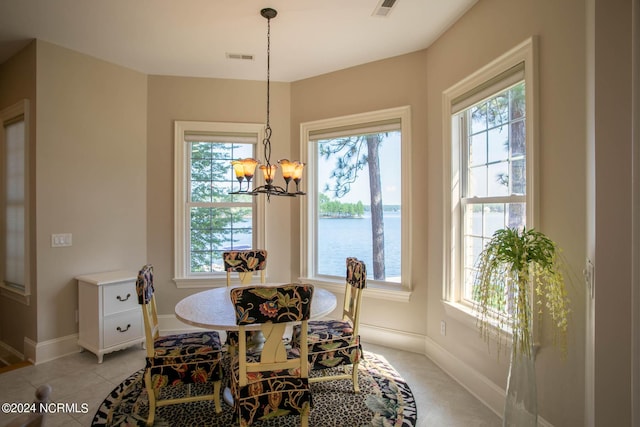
top-left (473, 227), bottom-right (570, 358)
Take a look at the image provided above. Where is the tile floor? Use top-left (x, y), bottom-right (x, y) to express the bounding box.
top-left (0, 342), bottom-right (500, 426)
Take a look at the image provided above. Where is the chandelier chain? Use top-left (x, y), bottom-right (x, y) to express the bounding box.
top-left (264, 14), bottom-right (272, 167)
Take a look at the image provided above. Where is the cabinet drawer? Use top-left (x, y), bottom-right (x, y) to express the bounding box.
top-left (103, 310), bottom-right (142, 348)
top-left (103, 281), bottom-right (138, 315)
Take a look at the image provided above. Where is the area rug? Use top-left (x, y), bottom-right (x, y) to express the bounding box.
top-left (92, 351), bottom-right (417, 426)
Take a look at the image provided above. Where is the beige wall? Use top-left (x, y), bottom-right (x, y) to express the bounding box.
top-left (146, 75), bottom-right (294, 315)
top-left (591, 0), bottom-right (635, 424)
top-left (34, 41), bottom-right (148, 342)
top-left (0, 41), bottom-right (37, 352)
top-left (428, 0), bottom-right (589, 425)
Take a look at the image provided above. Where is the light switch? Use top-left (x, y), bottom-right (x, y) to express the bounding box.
top-left (51, 233), bottom-right (72, 247)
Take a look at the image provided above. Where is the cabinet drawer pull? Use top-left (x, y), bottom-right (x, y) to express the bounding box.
top-left (116, 293), bottom-right (131, 302)
top-left (117, 324), bottom-right (132, 333)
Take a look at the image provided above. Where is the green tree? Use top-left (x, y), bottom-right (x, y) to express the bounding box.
top-left (189, 142), bottom-right (248, 272)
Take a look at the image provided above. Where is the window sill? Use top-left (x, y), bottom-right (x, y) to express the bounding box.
top-left (299, 276), bottom-right (412, 303)
top-left (173, 275), bottom-right (274, 289)
top-left (173, 276), bottom-right (227, 289)
top-left (0, 284), bottom-right (30, 305)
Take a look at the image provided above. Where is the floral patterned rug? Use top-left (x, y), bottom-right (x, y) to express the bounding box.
top-left (92, 351), bottom-right (417, 426)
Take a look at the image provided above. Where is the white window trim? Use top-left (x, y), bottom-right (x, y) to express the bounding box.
top-left (299, 106), bottom-right (412, 302)
top-left (442, 37), bottom-right (539, 323)
top-left (0, 99), bottom-right (31, 305)
top-left (173, 120), bottom-right (266, 288)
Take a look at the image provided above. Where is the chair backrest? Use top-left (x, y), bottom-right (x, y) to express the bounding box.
top-left (136, 264), bottom-right (159, 356)
top-left (223, 249), bottom-right (267, 286)
top-left (230, 284), bottom-right (313, 387)
top-left (343, 257), bottom-right (367, 336)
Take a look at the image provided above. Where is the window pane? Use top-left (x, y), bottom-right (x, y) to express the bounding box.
top-left (459, 80), bottom-right (527, 304)
top-left (487, 161), bottom-right (509, 196)
top-left (189, 206), bottom-right (253, 273)
top-left (4, 120), bottom-right (25, 287)
top-left (469, 133), bottom-right (486, 167)
top-left (468, 165), bottom-right (487, 197)
top-left (187, 137), bottom-right (254, 274)
top-left (316, 131), bottom-right (401, 282)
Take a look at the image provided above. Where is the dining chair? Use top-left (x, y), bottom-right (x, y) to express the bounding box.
top-left (293, 257), bottom-right (367, 393)
top-left (136, 264), bottom-right (224, 426)
top-left (223, 249), bottom-right (268, 286)
top-left (229, 284), bottom-right (314, 427)
top-left (223, 249), bottom-right (268, 352)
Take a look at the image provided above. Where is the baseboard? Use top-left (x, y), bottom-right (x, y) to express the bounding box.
top-left (0, 340), bottom-right (24, 360)
top-left (359, 323), bottom-right (427, 355)
top-left (24, 334), bottom-right (82, 365)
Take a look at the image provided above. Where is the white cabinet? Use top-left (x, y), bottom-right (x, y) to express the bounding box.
top-left (76, 271), bottom-right (144, 363)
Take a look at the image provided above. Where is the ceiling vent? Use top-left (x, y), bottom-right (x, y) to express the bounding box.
top-left (226, 53), bottom-right (255, 61)
top-left (372, 0), bottom-right (398, 17)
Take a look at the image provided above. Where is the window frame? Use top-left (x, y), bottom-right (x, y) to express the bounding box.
top-left (442, 38), bottom-right (538, 325)
top-left (299, 106), bottom-right (412, 302)
top-left (173, 120), bottom-right (266, 288)
top-left (0, 99), bottom-right (31, 305)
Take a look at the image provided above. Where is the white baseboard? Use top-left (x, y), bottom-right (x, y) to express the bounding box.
top-left (0, 340), bottom-right (24, 361)
top-left (24, 334), bottom-right (82, 365)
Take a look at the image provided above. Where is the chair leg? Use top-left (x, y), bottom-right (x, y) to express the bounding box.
top-left (144, 370), bottom-right (156, 426)
top-left (213, 380), bottom-right (222, 413)
top-left (352, 362), bottom-right (360, 393)
top-left (300, 405), bottom-right (310, 427)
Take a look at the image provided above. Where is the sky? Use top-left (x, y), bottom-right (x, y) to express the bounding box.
top-left (317, 132), bottom-right (402, 205)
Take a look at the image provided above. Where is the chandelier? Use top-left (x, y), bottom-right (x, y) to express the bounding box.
top-left (230, 8), bottom-right (305, 199)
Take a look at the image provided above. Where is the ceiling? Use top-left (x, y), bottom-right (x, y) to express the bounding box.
top-left (0, 0), bottom-right (477, 82)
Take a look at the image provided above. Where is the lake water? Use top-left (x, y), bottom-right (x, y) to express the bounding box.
top-left (221, 213), bottom-right (401, 279)
top-left (317, 213), bottom-right (401, 279)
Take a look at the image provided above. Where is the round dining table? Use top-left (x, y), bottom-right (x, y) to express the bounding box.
top-left (175, 284), bottom-right (337, 330)
top-left (175, 283), bottom-right (337, 406)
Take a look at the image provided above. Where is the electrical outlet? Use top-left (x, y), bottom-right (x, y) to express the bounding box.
top-left (440, 320), bottom-right (446, 336)
top-left (51, 233), bottom-right (72, 247)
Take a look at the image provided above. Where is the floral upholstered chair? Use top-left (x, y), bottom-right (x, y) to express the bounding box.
top-left (136, 264), bottom-right (224, 426)
top-left (223, 249), bottom-right (267, 286)
top-left (293, 257), bottom-right (367, 393)
top-left (230, 284), bottom-right (314, 427)
top-left (223, 250), bottom-right (268, 352)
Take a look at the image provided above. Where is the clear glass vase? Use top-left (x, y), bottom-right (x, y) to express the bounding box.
top-left (503, 347), bottom-right (537, 426)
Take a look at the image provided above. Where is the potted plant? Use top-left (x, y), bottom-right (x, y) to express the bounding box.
top-left (473, 227), bottom-right (571, 427)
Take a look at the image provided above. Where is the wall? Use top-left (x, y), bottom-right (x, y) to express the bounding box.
top-left (424, 0), bottom-right (590, 424)
top-left (34, 41), bottom-right (147, 351)
top-left (0, 41), bottom-right (37, 353)
top-left (592, 0), bottom-right (634, 424)
top-left (146, 75), bottom-right (293, 315)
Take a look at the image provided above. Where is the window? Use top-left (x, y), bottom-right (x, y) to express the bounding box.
top-left (300, 106), bottom-right (412, 299)
top-left (174, 121), bottom-right (265, 288)
top-left (0, 99), bottom-right (31, 304)
top-left (444, 38), bottom-right (537, 313)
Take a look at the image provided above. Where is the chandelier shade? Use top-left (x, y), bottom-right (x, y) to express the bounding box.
top-left (229, 8), bottom-right (305, 199)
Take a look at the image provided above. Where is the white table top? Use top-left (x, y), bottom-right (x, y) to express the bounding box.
top-left (175, 284), bottom-right (337, 331)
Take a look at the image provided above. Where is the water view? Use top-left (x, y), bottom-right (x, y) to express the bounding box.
top-left (318, 212), bottom-right (401, 280)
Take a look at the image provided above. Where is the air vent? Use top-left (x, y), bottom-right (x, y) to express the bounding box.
top-left (372, 0), bottom-right (398, 17)
top-left (226, 53), bottom-right (255, 61)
